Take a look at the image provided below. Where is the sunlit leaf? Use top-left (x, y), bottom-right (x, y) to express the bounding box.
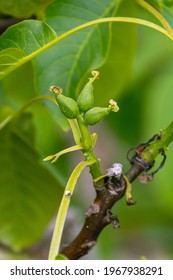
top-left (0, 49), bottom-right (25, 78)
top-left (0, 20), bottom-right (57, 79)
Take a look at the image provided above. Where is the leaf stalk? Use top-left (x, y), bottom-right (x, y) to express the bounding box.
top-left (48, 159), bottom-right (96, 260)
top-left (1, 16), bottom-right (173, 79)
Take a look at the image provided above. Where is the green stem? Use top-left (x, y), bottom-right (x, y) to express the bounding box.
top-left (24, 17), bottom-right (173, 51)
top-left (76, 115), bottom-right (103, 184)
top-left (2, 16), bottom-right (173, 79)
top-left (141, 121), bottom-right (173, 162)
top-left (76, 115), bottom-right (93, 150)
top-left (0, 95), bottom-right (56, 130)
top-left (68, 119), bottom-right (82, 145)
top-left (60, 121), bottom-right (173, 260)
top-left (86, 150), bottom-right (103, 183)
top-left (43, 144), bottom-right (83, 163)
top-left (66, 114), bottom-right (103, 184)
top-left (137, 0), bottom-right (173, 35)
top-left (48, 159), bottom-right (96, 260)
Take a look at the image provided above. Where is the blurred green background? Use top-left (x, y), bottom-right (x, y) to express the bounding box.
top-left (0, 0), bottom-right (173, 259)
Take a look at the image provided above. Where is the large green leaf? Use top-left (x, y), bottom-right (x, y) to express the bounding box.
top-left (0, 20), bottom-right (57, 79)
top-left (0, 0), bottom-right (118, 99)
top-left (33, 0), bottom-right (117, 97)
top-left (1, 62), bottom-right (36, 106)
top-left (0, 112), bottom-right (63, 249)
top-left (0, 0), bottom-right (52, 18)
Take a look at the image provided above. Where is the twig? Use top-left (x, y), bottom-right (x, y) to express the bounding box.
top-left (61, 163), bottom-right (142, 259)
top-left (61, 122), bottom-right (173, 259)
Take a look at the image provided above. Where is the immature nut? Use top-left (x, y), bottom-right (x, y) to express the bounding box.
top-left (50, 86), bottom-right (79, 119)
top-left (77, 80), bottom-right (94, 112)
top-left (84, 107), bottom-right (110, 126)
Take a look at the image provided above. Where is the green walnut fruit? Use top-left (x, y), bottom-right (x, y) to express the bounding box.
top-left (57, 95), bottom-right (79, 119)
top-left (77, 80), bottom-right (94, 112)
top-left (84, 107), bottom-right (110, 126)
top-left (50, 86), bottom-right (79, 119)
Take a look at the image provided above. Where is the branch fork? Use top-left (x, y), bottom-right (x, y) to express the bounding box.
top-left (61, 122), bottom-right (173, 259)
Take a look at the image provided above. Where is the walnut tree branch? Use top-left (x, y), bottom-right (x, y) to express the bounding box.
top-left (61, 121), bottom-right (173, 259)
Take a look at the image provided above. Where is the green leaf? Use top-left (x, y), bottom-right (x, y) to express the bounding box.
top-left (0, 112), bottom-right (63, 249)
top-left (1, 62), bottom-right (36, 105)
top-left (0, 20), bottom-right (57, 79)
top-left (34, 0), bottom-right (117, 97)
top-left (0, 0), bottom-right (52, 18)
top-left (0, 49), bottom-right (25, 79)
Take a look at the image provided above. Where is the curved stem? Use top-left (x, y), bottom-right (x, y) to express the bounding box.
top-left (2, 16), bottom-right (173, 79)
top-left (0, 95), bottom-right (56, 130)
top-left (29, 17), bottom-right (173, 54)
top-left (43, 144), bottom-right (83, 163)
top-left (48, 159), bottom-right (96, 260)
top-left (137, 0), bottom-right (173, 35)
top-left (68, 119), bottom-right (81, 145)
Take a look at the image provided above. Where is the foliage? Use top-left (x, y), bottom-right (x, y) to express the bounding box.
top-left (0, 0), bottom-right (173, 259)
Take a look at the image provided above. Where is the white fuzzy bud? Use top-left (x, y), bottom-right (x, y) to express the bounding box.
top-left (107, 163), bottom-right (123, 178)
